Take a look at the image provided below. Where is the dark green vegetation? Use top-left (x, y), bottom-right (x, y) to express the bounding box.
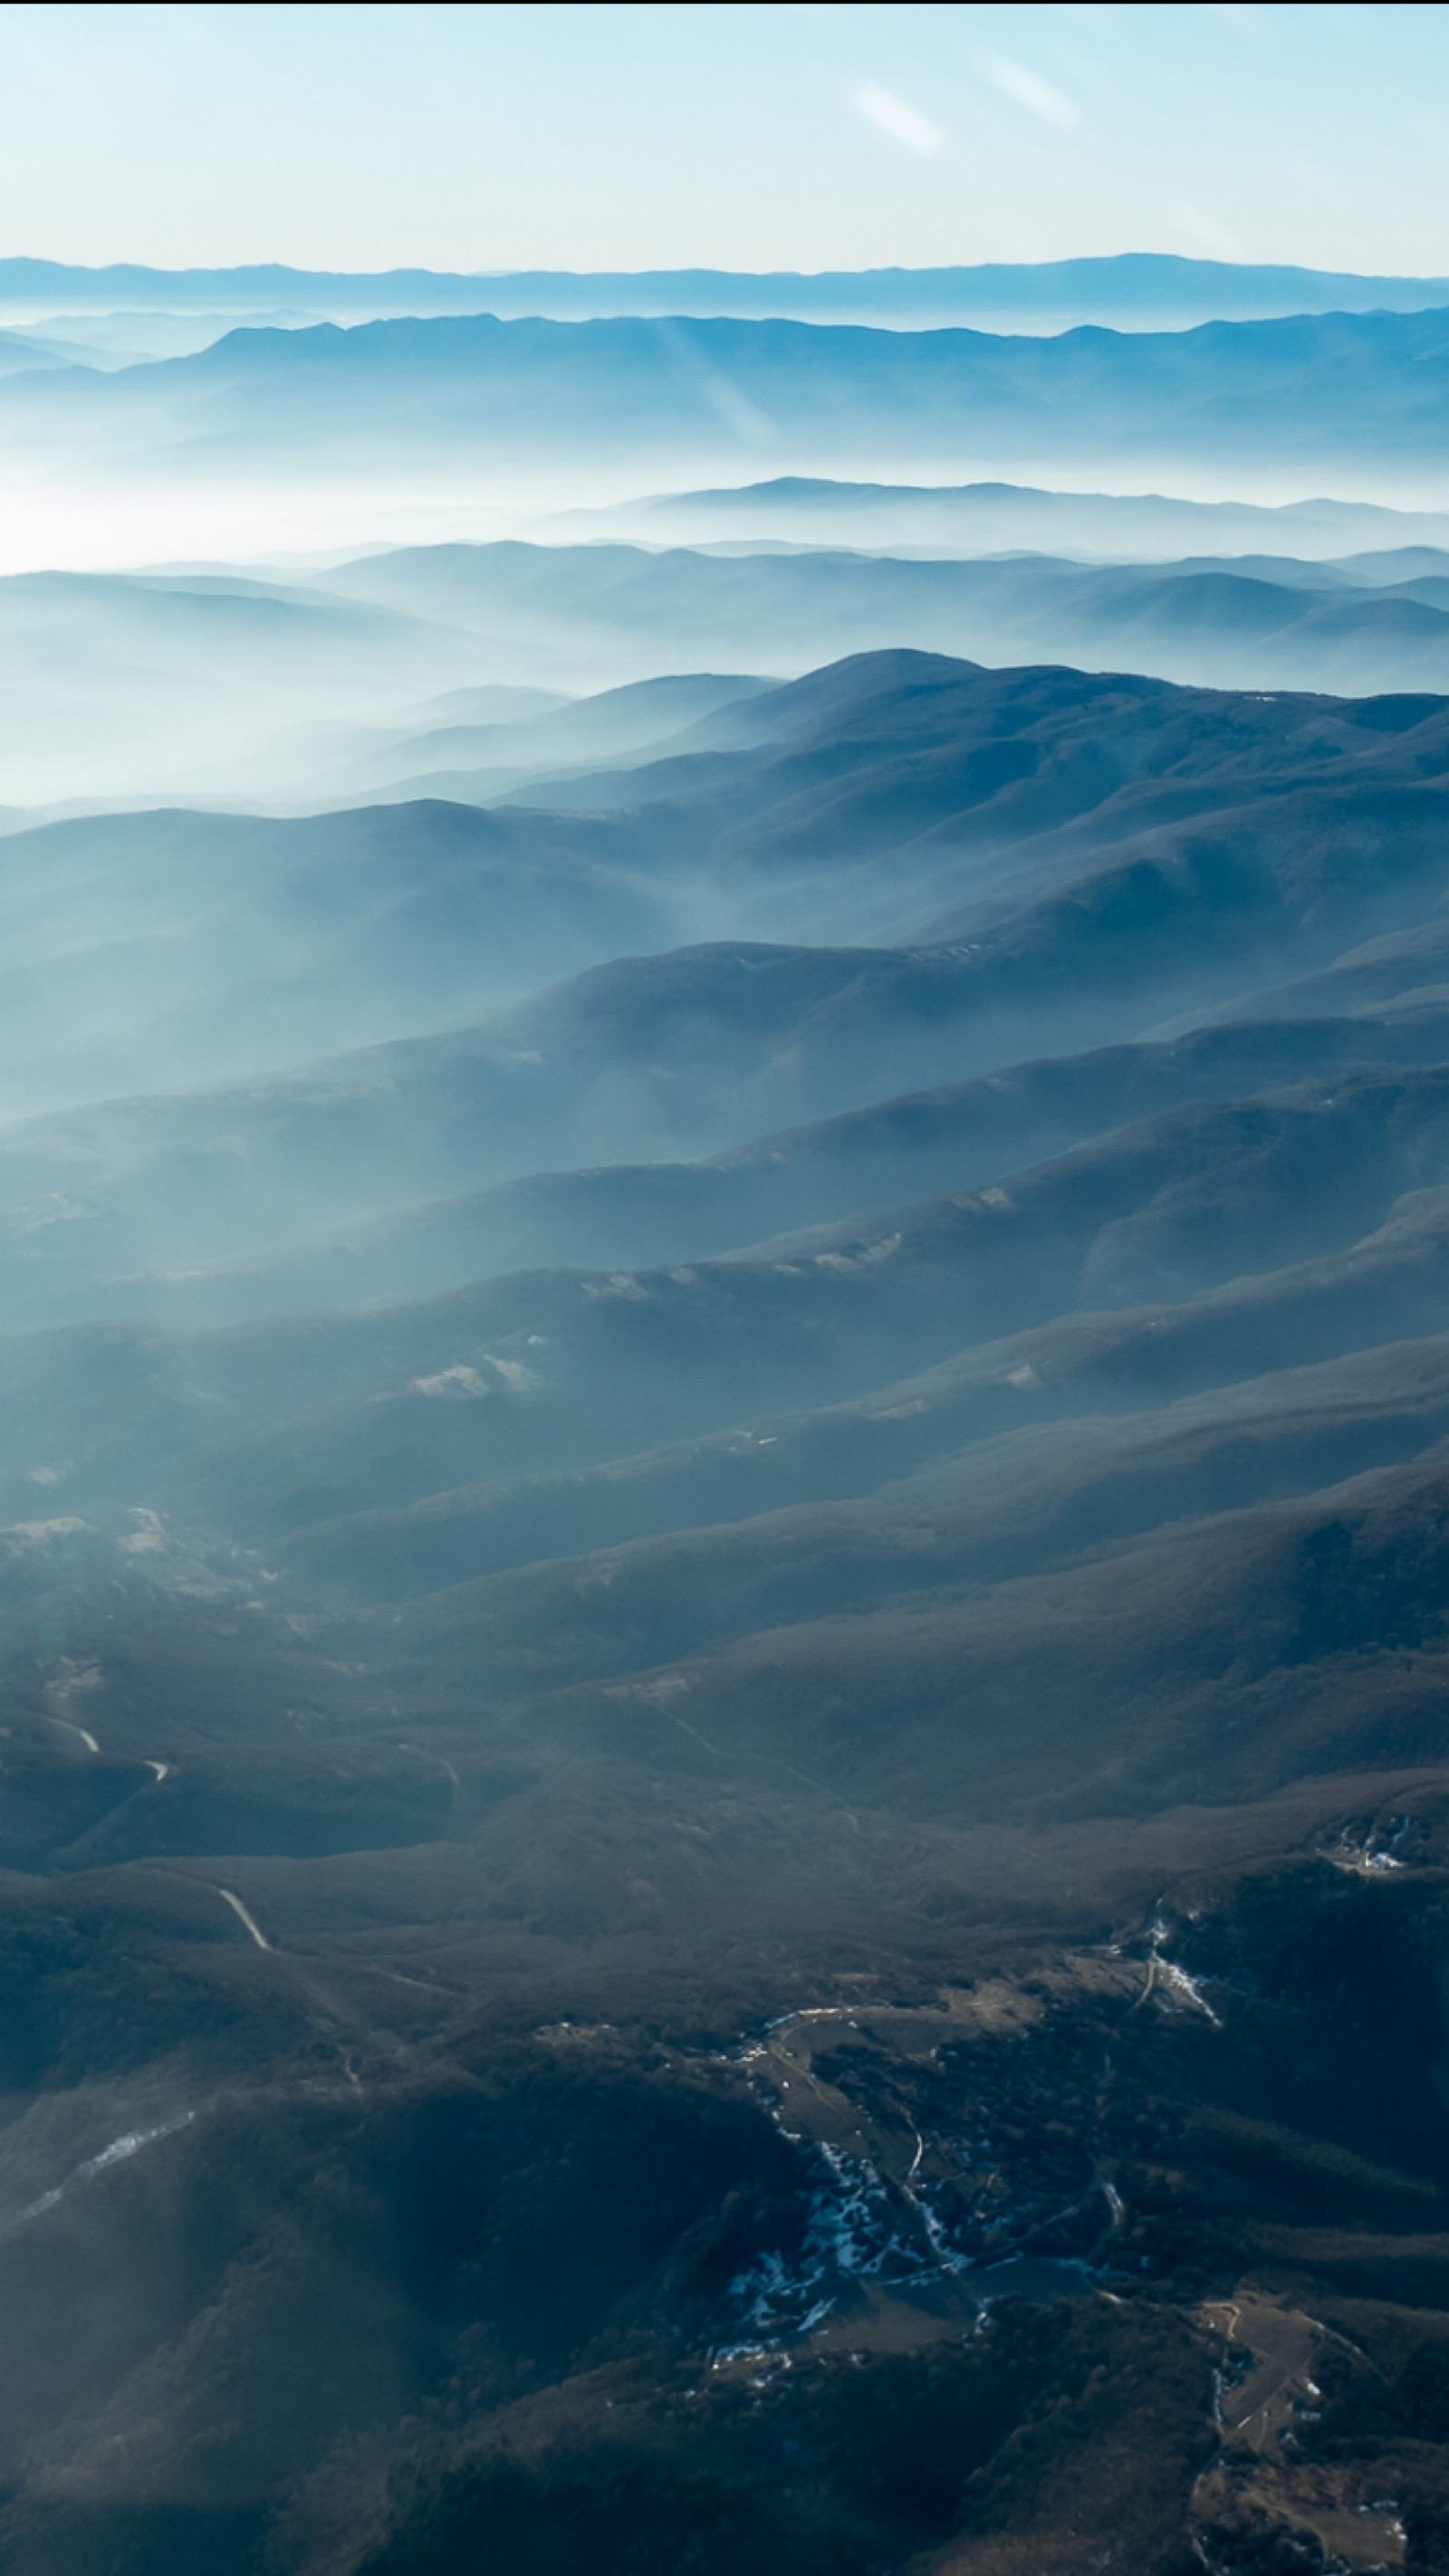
top-left (9, 650), bottom-right (1449, 2571)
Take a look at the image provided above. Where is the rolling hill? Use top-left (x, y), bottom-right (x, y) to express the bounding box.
top-left (10, 645), bottom-right (1449, 2575)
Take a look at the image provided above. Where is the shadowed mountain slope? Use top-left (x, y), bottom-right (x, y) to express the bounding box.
top-left (3, 1053), bottom-right (1449, 1537)
top-left (67, 1008), bottom-right (1449, 1331)
top-left (279, 1190), bottom-right (1449, 1600)
top-left (14, 646), bottom-right (1449, 2576)
top-left (11, 648), bottom-right (1449, 1326)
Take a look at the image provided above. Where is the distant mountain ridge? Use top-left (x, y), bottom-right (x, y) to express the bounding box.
top-left (590, 475), bottom-right (1449, 559)
top-left (5, 250), bottom-right (1449, 333)
top-left (8, 305), bottom-right (1449, 493)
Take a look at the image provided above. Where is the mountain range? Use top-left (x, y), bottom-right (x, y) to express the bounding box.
top-left (9, 535), bottom-right (1449, 812)
top-left (6, 645), bottom-right (1449, 2570)
top-left (10, 251), bottom-right (1449, 2576)
top-left (10, 305), bottom-right (1449, 507)
top-left (6, 250), bottom-right (1449, 352)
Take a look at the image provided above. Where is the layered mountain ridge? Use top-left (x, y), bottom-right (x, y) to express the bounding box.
top-left (10, 244), bottom-right (1449, 2575)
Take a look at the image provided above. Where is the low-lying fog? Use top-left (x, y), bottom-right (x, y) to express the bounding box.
top-left (6, 515), bottom-right (1449, 812)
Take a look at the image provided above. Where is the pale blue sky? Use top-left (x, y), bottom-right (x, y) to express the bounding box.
top-left (3, 3), bottom-right (1448, 278)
